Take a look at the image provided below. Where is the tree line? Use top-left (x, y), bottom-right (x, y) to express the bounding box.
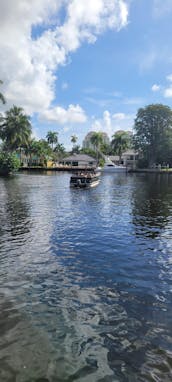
top-left (134, 104), bottom-right (172, 168)
top-left (87, 104), bottom-right (172, 169)
top-left (0, 83), bottom-right (77, 173)
top-left (0, 80), bottom-right (131, 171)
top-left (1, 79), bottom-right (172, 173)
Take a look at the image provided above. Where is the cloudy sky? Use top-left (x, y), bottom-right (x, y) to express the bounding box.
top-left (1, 0), bottom-right (172, 148)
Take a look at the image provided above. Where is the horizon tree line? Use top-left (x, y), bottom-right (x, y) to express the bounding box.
top-left (1, 80), bottom-right (172, 169)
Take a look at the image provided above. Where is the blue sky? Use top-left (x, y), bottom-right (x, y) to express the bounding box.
top-left (1, 0), bottom-right (172, 148)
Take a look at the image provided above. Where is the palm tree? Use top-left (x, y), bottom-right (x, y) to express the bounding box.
top-left (90, 132), bottom-right (104, 161)
top-left (23, 139), bottom-right (35, 166)
top-left (71, 134), bottom-right (78, 145)
top-left (53, 143), bottom-right (66, 162)
top-left (71, 134), bottom-right (78, 153)
top-left (111, 131), bottom-right (130, 163)
top-left (0, 80), bottom-right (6, 105)
top-left (46, 131), bottom-right (58, 150)
top-left (24, 139), bottom-right (52, 166)
top-left (0, 105), bottom-right (32, 151)
top-left (54, 143), bottom-right (65, 155)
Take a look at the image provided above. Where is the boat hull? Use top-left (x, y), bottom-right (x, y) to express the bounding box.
top-left (99, 166), bottom-right (127, 173)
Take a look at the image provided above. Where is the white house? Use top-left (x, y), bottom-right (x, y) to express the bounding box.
top-left (110, 150), bottom-right (139, 169)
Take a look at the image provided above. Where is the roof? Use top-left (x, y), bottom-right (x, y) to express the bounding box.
top-left (109, 155), bottom-right (119, 160)
top-left (122, 150), bottom-right (138, 156)
top-left (62, 154), bottom-right (96, 162)
top-left (110, 150), bottom-right (138, 160)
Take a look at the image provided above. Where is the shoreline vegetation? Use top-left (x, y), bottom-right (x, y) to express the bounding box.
top-left (0, 151), bottom-right (20, 176)
top-left (1, 79), bottom-right (172, 176)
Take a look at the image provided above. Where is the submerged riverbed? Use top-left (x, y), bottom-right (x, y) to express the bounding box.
top-left (0, 172), bottom-right (172, 382)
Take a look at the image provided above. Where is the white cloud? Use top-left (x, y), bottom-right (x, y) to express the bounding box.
top-left (151, 84), bottom-right (160, 92)
top-left (0, 0), bottom-right (129, 120)
top-left (91, 110), bottom-right (134, 138)
top-left (40, 104), bottom-right (87, 124)
top-left (58, 0), bottom-right (128, 53)
top-left (164, 88), bottom-right (172, 98)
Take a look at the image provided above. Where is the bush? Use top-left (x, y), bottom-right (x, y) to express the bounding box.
top-left (0, 152), bottom-right (20, 175)
top-left (80, 148), bottom-right (97, 158)
top-left (99, 158), bottom-right (105, 167)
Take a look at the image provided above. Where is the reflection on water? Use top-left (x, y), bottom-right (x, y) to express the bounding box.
top-left (0, 172), bottom-right (172, 381)
top-left (132, 174), bottom-right (172, 238)
top-left (0, 176), bottom-right (30, 241)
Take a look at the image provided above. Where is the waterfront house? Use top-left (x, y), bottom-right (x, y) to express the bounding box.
top-left (121, 150), bottom-right (139, 169)
top-left (60, 154), bottom-right (97, 169)
top-left (110, 150), bottom-right (139, 170)
top-left (16, 150), bottom-right (52, 168)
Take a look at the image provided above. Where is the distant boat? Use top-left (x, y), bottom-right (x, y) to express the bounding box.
top-left (98, 157), bottom-right (127, 173)
top-left (100, 163), bottom-right (127, 172)
top-left (70, 171), bottom-right (100, 188)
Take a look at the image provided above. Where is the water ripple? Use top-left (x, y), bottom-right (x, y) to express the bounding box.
top-left (0, 173), bottom-right (172, 381)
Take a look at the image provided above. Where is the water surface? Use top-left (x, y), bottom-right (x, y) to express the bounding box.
top-left (0, 172), bottom-right (172, 381)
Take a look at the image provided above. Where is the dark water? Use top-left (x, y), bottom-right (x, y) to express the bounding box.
top-left (0, 172), bottom-right (172, 382)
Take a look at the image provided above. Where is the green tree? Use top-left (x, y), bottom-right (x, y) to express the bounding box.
top-left (90, 132), bottom-right (104, 161)
top-left (72, 144), bottom-right (80, 154)
top-left (111, 131), bottom-right (130, 162)
top-left (71, 135), bottom-right (78, 153)
top-left (134, 104), bottom-right (172, 167)
top-left (0, 80), bottom-right (6, 105)
top-left (100, 142), bottom-right (111, 155)
top-left (53, 143), bottom-right (66, 161)
top-left (71, 134), bottom-right (78, 145)
top-left (35, 139), bottom-right (52, 165)
top-left (23, 139), bottom-right (52, 166)
top-left (46, 131), bottom-right (58, 150)
top-left (0, 152), bottom-right (20, 175)
top-left (156, 127), bottom-right (172, 165)
top-left (22, 140), bottom-right (35, 165)
top-left (0, 105), bottom-right (32, 151)
top-left (80, 147), bottom-right (97, 158)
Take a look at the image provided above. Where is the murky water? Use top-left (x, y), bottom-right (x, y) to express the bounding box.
top-left (0, 172), bottom-right (172, 381)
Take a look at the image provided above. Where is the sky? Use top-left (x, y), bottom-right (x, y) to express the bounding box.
top-left (1, 0), bottom-right (172, 149)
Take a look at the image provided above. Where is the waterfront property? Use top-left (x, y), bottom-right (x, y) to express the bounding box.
top-left (97, 154), bottom-right (127, 172)
top-left (110, 149), bottom-right (139, 170)
top-left (60, 153), bottom-right (97, 169)
top-left (16, 150), bottom-right (51, 168)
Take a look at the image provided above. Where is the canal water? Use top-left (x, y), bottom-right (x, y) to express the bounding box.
top-left (0, 172), bottom-right (172, 382)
